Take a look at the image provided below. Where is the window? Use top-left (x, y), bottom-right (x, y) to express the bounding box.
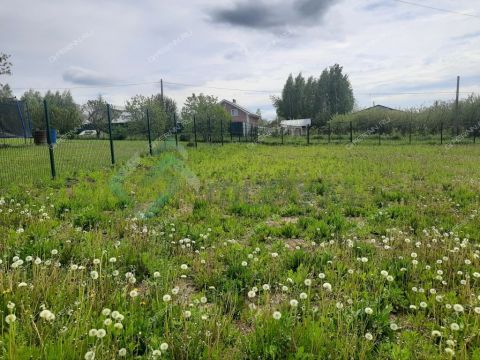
top-left (231, 109), bottom-right (239, 116)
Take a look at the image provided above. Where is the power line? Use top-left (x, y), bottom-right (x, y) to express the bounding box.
top-left (10, 79), bottom-right (477, 97)
top-left (392, 0), bottom-right (480, 19)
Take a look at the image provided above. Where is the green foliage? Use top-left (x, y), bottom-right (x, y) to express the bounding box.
top-left (21, 89), bottom-right (82, 133)
top-left (181, 93), bottom-right (232, 141)
top-left (273, 64), bottom-right (354, 126)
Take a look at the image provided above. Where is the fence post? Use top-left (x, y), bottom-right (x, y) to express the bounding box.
top-left (328, 123), bottom-right (331, 144)
top-left (208, 116), bottom-right (211, 143)
top-left (193, 115), bottom-right (198, 148)
top-left (107, 104), bottom-right (115, 165)
top-left (409, 123), bottom-right (412, 144)
top-left (174, 113), bottom-right (178, 148)
top-left (378, 129), bottom-right (381, 145)
top-left (307, 125), bottom-right (310, 145)
top-left (230, 120), bottom-right (233, 142)
top-left (281, 126), bottom-right (284, 144)
top-left (350, 121), bottom-right (353, 143)
top-left (440, 122), bottom-right (443, 145)
top-left (43, 100), bottom-right (56, 179)
top-left (146, 108), bottom-right (153, 155)
top-left (221, 118), bottom-right (224, 146)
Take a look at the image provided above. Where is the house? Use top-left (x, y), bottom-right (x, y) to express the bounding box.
top-left (220, 99), bottom-right (260, 136)
top-left (280, 119), bottom-right (311, 136)
top-left (355, 104), bottom-right (400, 113)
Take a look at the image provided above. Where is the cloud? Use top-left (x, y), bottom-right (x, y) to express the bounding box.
top-left (210, 0), bottom-right (336, 30)
top-left (62, 67), bottom-right (116, 86)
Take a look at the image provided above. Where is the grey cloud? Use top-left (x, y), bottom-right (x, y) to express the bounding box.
top-left (210, 0), bottom-right (337, 30)
top-left (62, 67), bottom-right (116, 86)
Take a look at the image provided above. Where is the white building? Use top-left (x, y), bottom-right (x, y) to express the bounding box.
top-left (280, 119), bottom-right (311, 136)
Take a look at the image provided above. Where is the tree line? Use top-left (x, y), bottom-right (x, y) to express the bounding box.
top-left (272, 64), bottom-right (355, 126)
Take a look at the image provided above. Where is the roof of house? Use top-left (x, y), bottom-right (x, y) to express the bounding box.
top-left (280, 119), bottom-right (312, 127)
top-left (355, 104), bottom-right (401, 113)
top-left (220, 99), bottom-right (260, 118)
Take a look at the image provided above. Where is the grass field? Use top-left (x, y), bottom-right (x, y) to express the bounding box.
top-left (0, 139), bottom-right (150, 187)
top-left (1, 144), bottom-right (480, 359)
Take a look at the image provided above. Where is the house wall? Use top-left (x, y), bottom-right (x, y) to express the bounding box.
top-left (222, 102), bottom-right (248, 123)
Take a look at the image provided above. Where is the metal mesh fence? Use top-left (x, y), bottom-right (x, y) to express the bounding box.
top-left (0, 101), bottom-right (156, 189)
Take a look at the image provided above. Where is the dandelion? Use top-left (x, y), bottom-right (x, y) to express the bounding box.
top-left (380, 270), bottom-right (388, 277)
top-left (152, 350), bottom-right (162, 357)
top-left (180, 264), bottom-right (188, 270)
top-left (322, 282), bottom-right (332, 291)
top-left (184, 310), bottom-right (192, 318)
top-left (109, 257), bottom-right (117, 263)
top-left (450, 323), bottom-right (460, 331)
top-left (200, 296), bottom-right (207, 304)
top-left (248, 291), bottom-right (256, 298)
top-left (453, 304), bottom-right (464, 313)
top-left (7, 302), bottom-right (15, 310)
top-left (318, 273), bottom-right (326, 279)
top-left (273, 311), bottom-right (282, 320)
top-left (386, 275), bottom-right (394, 282)
top-left (118, 348), bottom-right (127, 357)
top-left (101, 308), bottom-right (111, 316)
top-left (5, 314), bottom-right (16, 324)
top-left (300, 292), bottom-right (308, 300)
top-left (365, 332), bottom-right (373, 341)
top-left (153, 271), bottom-right (161, 278)
top-left (96, 329), bottom-right (106, 338)
top-left (445, 348), bottom-right (455, 356)
top-left (390, 323), bottom-right (399, 331)
top-left (304, 279), bottom-right (312, 286)
top-left (129, 289), bottom-right (139, 298)
top-left (290, 299), bottom-right (299, 307)
top-left (365, 307), bottom-right (373, 315)
top-left (474, 307), bottom-right (480, 314)
top-left (90, 271), bottom-right (99, 280)
top-left (163, 294), bottom-right (172, 302)
top-left (336, 302), bottom-right (344, 310)
top-left (84, 351), bottom-right (95, 360)
top-left (420, 302), bottom-right (428, 309)
top-left (114, 322), bottom-right (123, 330)
top-left (431, 330), bottom-right (442, 337)
top-left (104, 318), bottom-right (112, 326)
top-left (172, 287), bottom-right (180, 295)
top-left (89, 329), bottom-right (98, 337)
top-left (39, 309), bottom-right (55, 321)
top-left (241, 261), bottom-right (248, 267)
top-left (51, 249), bottom-right (58, 255)
top-left (160, 343), bottom-right (169, 351)
top-left (262, 284), bottom-right (270, 291)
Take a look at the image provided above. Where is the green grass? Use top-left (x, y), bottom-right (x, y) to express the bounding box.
top-left (0, 139), bottom-right (149, 187)
top-left (1, 143), bottom-right (480, 359)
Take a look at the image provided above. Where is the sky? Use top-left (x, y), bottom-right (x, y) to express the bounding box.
top-left (1, 0), bottom-right (479, 120)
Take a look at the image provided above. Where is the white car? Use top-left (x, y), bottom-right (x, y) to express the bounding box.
top-left (78, 130), bottom-right (97, 137)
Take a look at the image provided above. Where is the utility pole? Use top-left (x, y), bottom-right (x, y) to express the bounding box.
top-left (455, 76), bottom-right (460, 136)
top-left (160, 79), bottom-right (164, 106)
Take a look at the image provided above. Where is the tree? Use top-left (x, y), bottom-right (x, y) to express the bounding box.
top-left (273, 64), bottom-right (354, 127)
top-left (0, 53), bottom-right (13, 100)
top-left (83, 95), bottom-right (108, 138)
top-left (0, 53), bottom-right (12, 82)
top-left (0, 84), bottom-right (13, 100)
top-left (181, 93), bottom-right (231, 141)
top-left (21, 90), bottom-right (43, 129)
top-left (125, 94), bottom-right (172, 138)
top-left (22, 90), bottom-right (82, 133)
